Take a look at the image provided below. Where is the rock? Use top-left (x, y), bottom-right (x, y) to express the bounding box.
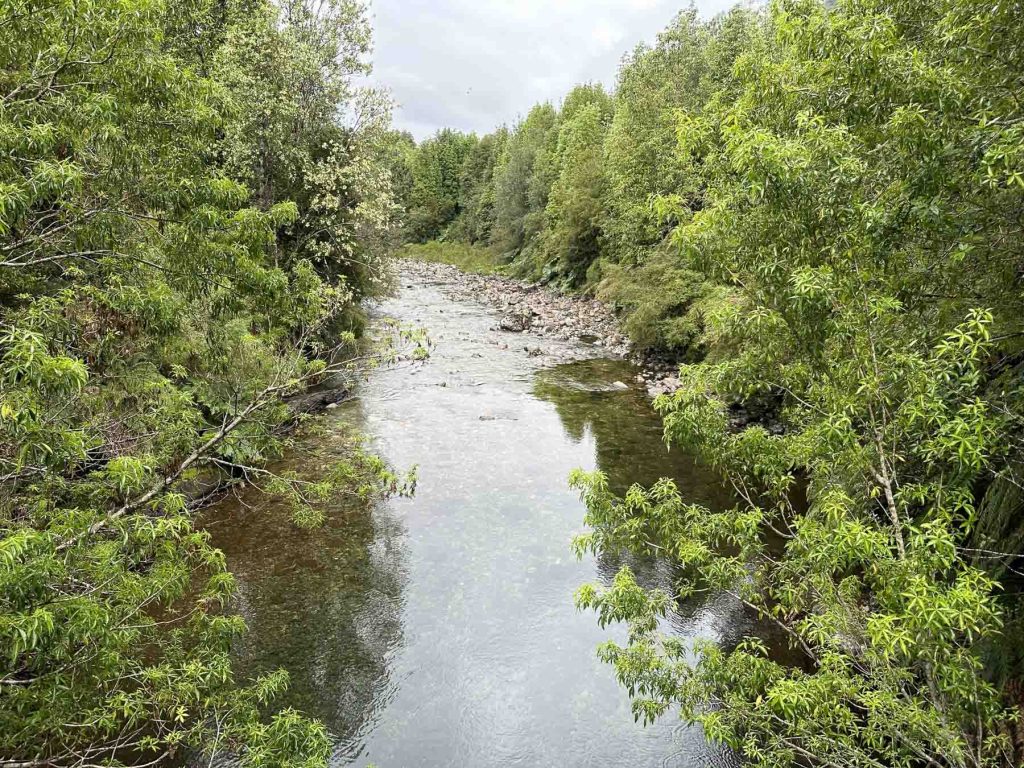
top-left (399, 259), bottom-right (682, 373)
top-left (284, 387), bottom-right (349, 417)
top-left (499, 308), bottom-right (533, 332)
top-left (612, 381), bottom-right (629, 390)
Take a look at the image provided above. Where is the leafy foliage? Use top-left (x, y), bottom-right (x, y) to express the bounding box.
top-left (403, 128), bottom-right (475, 243)
top-left (0, 0), bottom-right (414, 764)
top-left (569, 0), bottom-right (1024, 766)
top-left (7, 0), bottom-right (1024, 765)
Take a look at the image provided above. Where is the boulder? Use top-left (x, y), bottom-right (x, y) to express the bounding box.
top-left (499, 308), bottom-right (535, 332)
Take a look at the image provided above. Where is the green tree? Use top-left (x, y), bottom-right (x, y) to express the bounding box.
top-left (533, 85), bottom-right (614, 285)
top-left (211, 0), bottom-right (400, 303)
top-left (490, 103), bottom-right (558, 257)
top-left (0, 0), bottom-right (413, 764)
top-left (452, 128), bottom-right (508, 244)
top-left (595, 7), bottom-right (759, 353)
top-left (602, 7), bottom-right (758, 265)
top-left (574, 0), bottom-right (1024, 766)
top-left (405, 128), bottom-right (475, 242)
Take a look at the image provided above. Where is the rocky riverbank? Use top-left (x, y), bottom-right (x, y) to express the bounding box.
top-left (400, 260), bottom-right (682, 397)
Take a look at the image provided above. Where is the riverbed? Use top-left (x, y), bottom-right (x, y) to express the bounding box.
top-left (203, 265), bottom-right (764, 767)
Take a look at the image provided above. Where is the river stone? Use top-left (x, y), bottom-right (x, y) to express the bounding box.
top-left (499, 308), bottom-right (534, 332)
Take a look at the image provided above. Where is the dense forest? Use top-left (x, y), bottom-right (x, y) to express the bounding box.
top-left (0, 0), bottom-right (418, 764)
top-left (401, 0), bottom-right (1024, 766)
top-left (3, 0), bottom-right (1024, 766)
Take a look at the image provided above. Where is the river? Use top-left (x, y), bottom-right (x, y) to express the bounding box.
top-left (203, 266), bottom-right (765, 767)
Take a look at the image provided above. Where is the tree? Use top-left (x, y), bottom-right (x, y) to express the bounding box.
top-left (490, 103), bottom-right (558, 257)
top-left (404, 129), bottom-right (475, 242)
top-left (596, 7), bottom-right (760, 352)
top-left (0, 0), bottom-right (413, 764)
top-left (534, 85), bottom-right (614, 286)
top-left (603, 7), bottom-right (759, 263)
top-left (452, 129), bottom-right (508, 245)
top-left (573, 0), bottom-right (1024, 766)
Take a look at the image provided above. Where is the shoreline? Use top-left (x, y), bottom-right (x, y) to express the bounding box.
top-left (399, 259), bottom-right (682, 397)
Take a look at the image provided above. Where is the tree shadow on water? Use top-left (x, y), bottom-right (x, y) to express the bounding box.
top-left (201, 399), bottom-right (409, 758)
top-left (533, 358), bottom-right (799, 664)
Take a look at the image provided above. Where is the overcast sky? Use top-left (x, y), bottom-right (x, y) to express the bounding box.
top-left (367, 0), bottom-right (739, 140)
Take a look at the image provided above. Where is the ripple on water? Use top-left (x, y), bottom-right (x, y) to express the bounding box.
top-left (203, 274), bottom-right (762, 768)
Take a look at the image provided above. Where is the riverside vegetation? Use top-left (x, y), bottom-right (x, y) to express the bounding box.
top-left (3, 1), bottom-right (1024, 768)
top-left (0, 0), bottom-right (421, 764)
top-left (399, 0), bottom-right (1024, 766)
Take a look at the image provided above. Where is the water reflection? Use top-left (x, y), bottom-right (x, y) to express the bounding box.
top-left (532, 358), bottom-right (732, 501)
top-left (202, 271), bottom-right (753, 767)
top-left (534, 357), bottom-right (803, 670)
top-left (204, 402), bottom-right (408, 758)
top-left (534, 359), bottom-right (761, 645)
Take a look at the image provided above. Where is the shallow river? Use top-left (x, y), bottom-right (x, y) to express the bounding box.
top-left (204, 269), bottom-right (765, 767)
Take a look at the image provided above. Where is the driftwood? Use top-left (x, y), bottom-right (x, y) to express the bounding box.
top-left (176, 384), bottom-right (354, 511)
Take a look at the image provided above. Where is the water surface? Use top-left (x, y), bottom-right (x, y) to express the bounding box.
top-left (205, 271), bottom-right (765, 767)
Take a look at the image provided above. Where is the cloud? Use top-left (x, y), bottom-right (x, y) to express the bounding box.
top-left (366, 0), bottom-right (739, 140)
top-left (590, 19), bottom-right (625, 50)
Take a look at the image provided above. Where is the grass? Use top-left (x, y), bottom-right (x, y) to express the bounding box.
top-left (398, 241), bottom-right (506, 275)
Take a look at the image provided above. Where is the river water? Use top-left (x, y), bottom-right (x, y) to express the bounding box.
top-left (203, 268), bottom-right (765, 767)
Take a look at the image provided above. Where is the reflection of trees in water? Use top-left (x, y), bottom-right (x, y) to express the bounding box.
top-left (202, 398), bottom-right (408, 755)
top-left (535, 360), bottom-right (798, 662)
top-left (592, 546), bottom-right (780, 658)
top-left (533, 359), bottom-right (732, 504)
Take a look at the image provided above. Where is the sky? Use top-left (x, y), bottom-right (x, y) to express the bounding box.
top-left (366, 0), bottom-right (739, 140)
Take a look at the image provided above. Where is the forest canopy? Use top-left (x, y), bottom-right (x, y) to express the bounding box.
top-left (0, 0), bottom-right (416, 764)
